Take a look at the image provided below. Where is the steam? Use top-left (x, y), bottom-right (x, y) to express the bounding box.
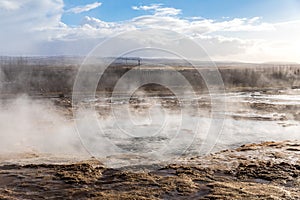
top-left (0, 95), bottom-right (84, 155)
top-left (0, 60), bottom-right (299, 168)
top-left (0, 92), bottom-right (299, 167)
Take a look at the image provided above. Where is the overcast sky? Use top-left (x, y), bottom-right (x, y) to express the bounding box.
top-left (0, 0), bottom-right (300, 63)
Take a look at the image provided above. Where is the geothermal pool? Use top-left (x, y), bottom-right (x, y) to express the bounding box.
top-left (0, 88), bottom-right (299, 199)
top-left (1, 88), bottom-right (299, 168)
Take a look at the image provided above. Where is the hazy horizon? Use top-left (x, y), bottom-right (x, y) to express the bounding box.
top-left (0, 55), bottom-right (299, 65)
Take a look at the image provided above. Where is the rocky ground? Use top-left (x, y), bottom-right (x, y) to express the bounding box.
top-left (0, 140), bottom-right (299, 199)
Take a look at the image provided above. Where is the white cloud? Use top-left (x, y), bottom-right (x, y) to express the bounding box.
top-left (0, 0), bottom-right (63, 29)
top-left (0, 2), bottom-right (299, 63)
top-left (129, 16), bottom-right (274, 37)
top-left (248, 16), bottom-right (261, 24)
top-left (66, 2), bottom-right (102, 14)
top-left (132, 4), bottom-right (161, 11)
top-left (0, 0), bottom-right (64, 55)
top-left (132, 4), bottom-right (181, 16)
top-left (82, 16), bottom-right (116, 29)
top-left (0, 0), bottom-right (21, 10)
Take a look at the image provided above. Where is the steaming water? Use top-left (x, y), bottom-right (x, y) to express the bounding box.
top-left (74, 89), bottom-right (300, 167)
top-left (0, 89), bottom-right (300, 167)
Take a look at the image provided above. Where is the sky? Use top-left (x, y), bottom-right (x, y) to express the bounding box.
top-left (0, 0), bottom-right (300, 63)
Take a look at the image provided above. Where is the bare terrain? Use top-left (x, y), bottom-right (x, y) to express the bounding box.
top-left (0, 57), bottom-right (299, 199)
top-left (0, 141), bottom-right (299, 199)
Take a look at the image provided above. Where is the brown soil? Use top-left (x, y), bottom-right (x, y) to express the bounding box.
top-left (0, 140), bottom-right (299, 199)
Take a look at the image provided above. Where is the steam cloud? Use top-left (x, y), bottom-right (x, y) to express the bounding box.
top-left (0, 95), bottom-right (84, 155)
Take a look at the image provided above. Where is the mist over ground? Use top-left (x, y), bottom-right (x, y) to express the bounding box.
top-left (0, 57), bottom-right (299, 167)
